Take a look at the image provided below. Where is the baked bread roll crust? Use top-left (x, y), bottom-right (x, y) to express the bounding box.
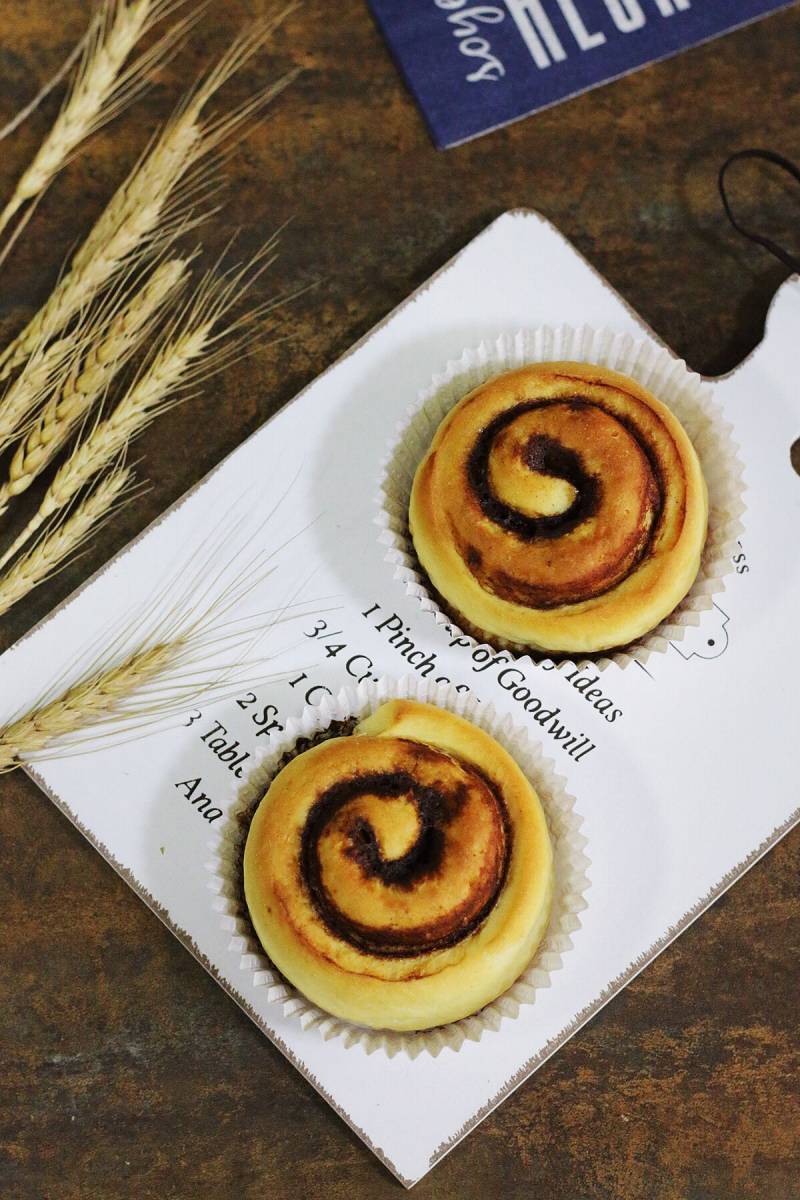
top-left (243, 700), bottom-right (553, 1032)
top-left (409, 361), bottom-right (709, 654)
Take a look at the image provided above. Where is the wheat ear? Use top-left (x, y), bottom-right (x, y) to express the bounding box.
top-left (0, 258), bottom-right (188, 519)
top-left (0, 253), bottom-right (187, 454)
top-left (0, 466), bottom-right (134, 623)
top-left (0, 0), bottom-right (197, 245)
top-left (0, 10), bottom-right (297, 384)
top-left (0, 242), bottom-right (279, 570)
top-left (0, 336), bottom-right (76, 452)
top-left (0, 493), bottom-right (309, 767)
top-left (0, 633), bottom-right (178, 769)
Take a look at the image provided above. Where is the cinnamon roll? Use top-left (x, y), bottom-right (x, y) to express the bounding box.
top-left (243, 700), bottom-right (553, 1031)
top-left (410, 361), bottom-right (709, 654)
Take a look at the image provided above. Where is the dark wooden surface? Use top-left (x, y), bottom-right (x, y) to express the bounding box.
top-left (1, 2), bottom-right (799, 1196)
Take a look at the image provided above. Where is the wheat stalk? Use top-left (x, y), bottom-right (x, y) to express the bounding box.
top-left (0, 465), bottom-right (134, 622)
top-left (0, 0), bottom-right (192, 244)
top-left (0, 257), bottom-right (188, 518)
top-left (0, 635), bottom-right (178, 769)
top-left (0, 10), bottom-right (297, 384)
top-left (0, 242), bottom-right (279, 572)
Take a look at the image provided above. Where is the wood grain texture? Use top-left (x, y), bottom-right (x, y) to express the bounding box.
top-left (1, 2), bottom-right (798, 1196)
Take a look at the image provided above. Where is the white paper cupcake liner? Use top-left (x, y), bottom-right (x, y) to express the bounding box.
top-left (207, 676), bottom-right (591, 1059)
top-left (376, 327), bottom-right (747, 669)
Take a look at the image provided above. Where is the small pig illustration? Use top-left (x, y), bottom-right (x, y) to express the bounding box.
top-left (672, 604), bottom-right (731, 661)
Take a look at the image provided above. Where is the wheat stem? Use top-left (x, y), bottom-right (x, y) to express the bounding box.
top-left (0, 466), bottom-right (133, 621)
top-left (0, 0), bottom-right (186, 243)
top-left (0, 10), bottom-right (296, 384)
top-left (0, 36), bottom-right (87, 144)
top-left (0, 634), bottom-right (179, 769)
top-left (0, 258), bottom-right (188, 519)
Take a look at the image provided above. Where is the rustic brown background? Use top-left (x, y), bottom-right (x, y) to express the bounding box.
top-left (1, 2), bottom-right (799, 1197)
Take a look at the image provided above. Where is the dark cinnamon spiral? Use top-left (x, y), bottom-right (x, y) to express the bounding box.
top-left (299, 750), bottom-right (510, 959)
top-left (410, 362), bottom-right (708, 654)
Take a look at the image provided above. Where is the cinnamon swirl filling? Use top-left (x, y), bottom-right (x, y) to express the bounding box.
top-left (299, 751), bottom-right (511, 958)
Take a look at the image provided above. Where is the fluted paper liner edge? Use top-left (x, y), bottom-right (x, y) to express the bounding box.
top-left (207, 676), bottom-right (591, 1059)
top-left (376, 327), bottom-right (747, 670)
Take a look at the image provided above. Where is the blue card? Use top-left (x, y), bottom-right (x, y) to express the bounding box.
top-left (368, 0), bottom-right (796, 147)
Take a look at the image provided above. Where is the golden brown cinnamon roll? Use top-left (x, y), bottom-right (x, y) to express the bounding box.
top-left (410, 361), bottom-right (709, 655)
top-left (243, 700), bottom-right (553, 1031)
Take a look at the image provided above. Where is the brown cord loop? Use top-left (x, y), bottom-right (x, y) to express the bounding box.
top-left (719, 149), bottom-right (800, 275)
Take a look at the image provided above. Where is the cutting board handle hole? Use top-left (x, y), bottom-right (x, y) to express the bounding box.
top-left (791, 437), bottom-right (800, 478)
